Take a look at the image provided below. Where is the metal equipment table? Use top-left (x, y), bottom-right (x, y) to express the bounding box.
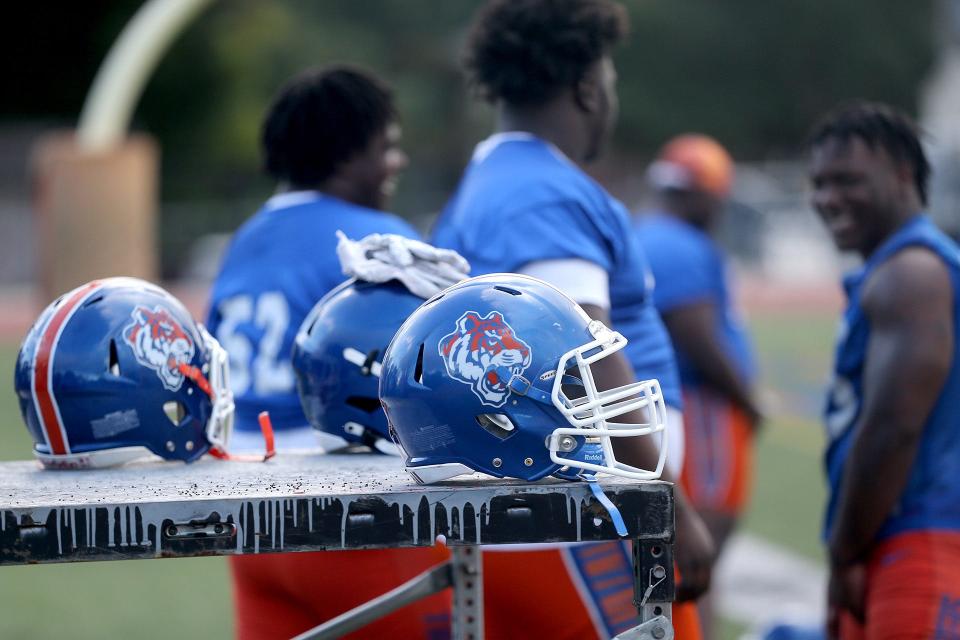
top-left (0, 454), bottom-right (675, 639)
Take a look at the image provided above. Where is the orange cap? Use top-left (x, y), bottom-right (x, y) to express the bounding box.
top-left (647, 134), bottom-right (734, 198)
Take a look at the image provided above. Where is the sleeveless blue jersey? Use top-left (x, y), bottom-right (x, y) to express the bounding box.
top-left (206, 192), bottom-right (418, 433)
top-left (430, 134), bottom-right (681, 408)
top-left (823, 215), bottom-right (960, 540)
top-left (635, 212), bottom-right (756, 386)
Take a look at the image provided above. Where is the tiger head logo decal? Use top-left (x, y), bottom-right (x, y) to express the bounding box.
top-left (123, 306), bottom-right (195, 391)
top-left (439, 310), bottom-right (532, 407)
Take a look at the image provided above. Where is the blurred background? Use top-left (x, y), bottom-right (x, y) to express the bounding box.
top-left (2, 0), bottom-right (960, 638)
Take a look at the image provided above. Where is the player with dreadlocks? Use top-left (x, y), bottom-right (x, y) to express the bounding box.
top-left (810, 101), bottom-right (960, 639)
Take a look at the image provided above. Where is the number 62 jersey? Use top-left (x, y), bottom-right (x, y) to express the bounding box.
top-left (205, 191), bottom-right (418, 450)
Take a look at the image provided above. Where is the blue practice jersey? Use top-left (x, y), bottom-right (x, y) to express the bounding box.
top-left (824, 215), bottom-right (960, 540)
top-left (431, 134), bottom-right (681, 408)
top-left (206, 191), bottom-right (418, 434)
top-left (635, 212), bottom-right (756, 386)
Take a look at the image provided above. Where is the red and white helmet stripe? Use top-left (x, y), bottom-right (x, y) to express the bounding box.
top-left (31, 281), bottom-right (104, 456)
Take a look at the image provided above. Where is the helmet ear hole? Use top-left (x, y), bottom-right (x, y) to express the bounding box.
top-left (108, 340), bottom-right (121, 376)
top-left (476, 413), bottom-right (516, 440)
top-left (162, 400), bottom-right (187, 425)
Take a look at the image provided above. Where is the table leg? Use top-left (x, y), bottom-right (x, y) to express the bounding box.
top-left (450, 544), bottom-right (484, 640)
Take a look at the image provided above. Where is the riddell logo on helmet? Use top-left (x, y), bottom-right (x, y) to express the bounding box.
top-left (123, 306), bottom-right (196, 391)
top-left (439, 310), bottom-right (532, 407)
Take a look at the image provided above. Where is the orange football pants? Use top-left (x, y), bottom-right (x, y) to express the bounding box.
top-left (840, 531), bottom-right (960, 640)
top-left (680, 386), bottom-right (754, 516)
top-left (483, 544), bottom-right (700, 640)
top-left (232, 543), bottom-right (700, 639)
top-left (231, 548), bottom-right (451, 640)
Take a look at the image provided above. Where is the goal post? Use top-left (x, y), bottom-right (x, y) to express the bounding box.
top-left (30, 0), bottom-right (214, 301)
top-left (31, 132), bottom-right (160, 300)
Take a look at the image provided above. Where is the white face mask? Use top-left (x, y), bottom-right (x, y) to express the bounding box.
top-left (200, 325), bottom-right (235, 452)
top-left (546, 320), bottom-right (667, 481)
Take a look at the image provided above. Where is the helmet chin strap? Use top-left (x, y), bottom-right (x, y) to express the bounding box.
top-left (179, 362), bottom-right (275, 462)
top-left (207, 412), bottom-right (276, 462)
top-left (583, 472), bottom-right (629, 537)
top-left (177, 361), bottom-right (213, 396)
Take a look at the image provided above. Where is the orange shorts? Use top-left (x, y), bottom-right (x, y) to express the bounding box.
top-left (483, 543), bottom-right (700, 640)
top-left (232, 543), bottom-right (699, 640)
top-left (680, 386), bottom-right (754, 515)
top-left (840, 531), bottom-right (960, 640)
top-left (230, 547), bottom-right (451, 640)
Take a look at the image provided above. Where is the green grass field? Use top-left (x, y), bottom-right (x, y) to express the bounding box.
top-left (742, 311), bottom-right (833, 562)
top-left (714, 310), bottom-right (833, 639)
top-left (0, 307), bottom-right (836, 639)
top-left (0, 344), bottom-right (234, 640)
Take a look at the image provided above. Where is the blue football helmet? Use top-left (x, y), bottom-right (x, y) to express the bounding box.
top-left (292, 278), bottom-right (424, 452)
top-left (14, 277), bottom-right (234, 468)
top-left (380, 274), bottom-right (668, 483)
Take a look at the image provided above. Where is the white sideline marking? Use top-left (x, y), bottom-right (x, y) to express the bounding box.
top-left (715, 532), bottom-right (826, 632)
